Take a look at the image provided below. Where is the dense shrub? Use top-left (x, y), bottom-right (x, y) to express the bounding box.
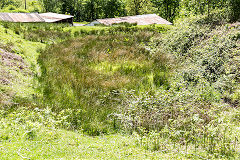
top-left (112, 15), bottom-right (240, 158)
top-left (158, 16), bottom-right (240, 105)
top-left (115, 90), bottom-right (239, 157)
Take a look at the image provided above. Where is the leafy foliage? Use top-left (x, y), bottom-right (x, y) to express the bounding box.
top-left (117, 90), bottom-right (240, 158)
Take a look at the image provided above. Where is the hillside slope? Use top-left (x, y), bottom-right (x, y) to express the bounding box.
top-left (0, 22), bottom-right (71, 106)
top-left (0, 48), bottom-right (32, 105)
top-left (0, 24), bottom-right (45, 106)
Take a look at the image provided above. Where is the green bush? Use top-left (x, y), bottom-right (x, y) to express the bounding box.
top-left (111, 15), bottom-right (240, 158)
top-left (116, 89), bottom-right (239, 158)
top-left (0, 5), bottom-right (29, 13)
top-left (158, 15), bottom-right (240, 104)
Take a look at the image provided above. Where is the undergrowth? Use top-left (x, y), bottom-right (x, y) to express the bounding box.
top-left (114, 15), bottom-right (240, 158)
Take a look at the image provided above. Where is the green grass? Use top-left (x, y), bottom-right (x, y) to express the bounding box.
top-left (2, 106), bottom-right (239, 159)
top-left (0, 23), bottom-right (45, 64)
top-left (73, 21), bottom-right (89, 24)
top-left (1, 130), bottom-right (170, 159)
top-left (0, 107), bottom-right (172, 159)
top-left (65, 24), bottom-right (171, 37)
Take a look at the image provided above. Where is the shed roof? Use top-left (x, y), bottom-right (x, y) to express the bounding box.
top-left (96, 14), bottom-right (172, 25)
top-left (39, 12), bottom-right (74, 22)
top-left (0, 13), bottom-right (45, 22)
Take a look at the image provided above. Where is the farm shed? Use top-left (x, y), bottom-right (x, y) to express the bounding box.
top-left (0, 12), bottom-right (74, 25)
top-left (39, 12), bottom-right (74, 25)
top-left (86, 14), bottom-right (172, 26)
top-left (0, 13), bottom-right (45, 22)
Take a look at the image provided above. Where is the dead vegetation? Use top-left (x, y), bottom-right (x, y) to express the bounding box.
top-left (0, 48), bottom-right (31, 106)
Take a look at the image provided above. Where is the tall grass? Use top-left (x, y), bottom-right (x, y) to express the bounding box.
top-left (37, 30), bottom-right (171, 135)
top-left (0, 22), bottom-right (71, 43)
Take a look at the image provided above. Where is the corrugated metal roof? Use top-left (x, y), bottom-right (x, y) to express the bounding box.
top-left (0, 13), bottom-right (45, 22)
top-left (39, 12), bottom-right (73, 22)
top-left (0, 12), bottom-right (74, 23)
top-left (96, 14), bottom-right (172, 25)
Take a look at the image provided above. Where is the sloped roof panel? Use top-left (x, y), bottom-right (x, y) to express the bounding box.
top-left (0, 12), bottom-right (74, 23)
top-left (96, 14), bottom-right (172, 25)
top-left (0, 13), bottom-right (45, 22)
top-left (39, 12), bottom-right (73, 19)
top-left (39, 12), bottom-right (73, 23)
